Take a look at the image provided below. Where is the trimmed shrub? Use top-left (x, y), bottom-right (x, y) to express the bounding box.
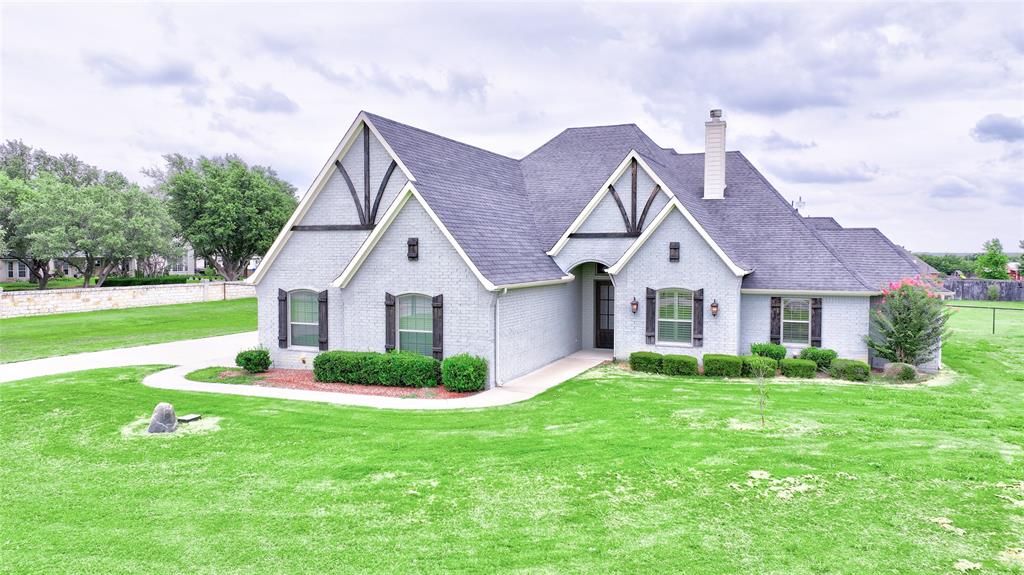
top-left (780, 358), bottom-right (817, 379)
top-left (390, 352), bottom-right (441, 388)
top-left (314, 351), bottom-right (373, 383)
top-left (442, 354), bottom-right (488, 392)
top-left (883, 362), bottom-right (917, 382)
top-left (742, 356), bottom-right (778, 378)
top-left (630, 351), bottom-right (663, 374)
top-left (750, 342), bottom-right (787, 361)
top-left (662, 354), bottom-right (699, 376)
top-left (702, 354), bottom-right (744, 377)
top-left (798, 347), bottom-right (838, 371)
top-left (829, 358), bottom-right (871, 382)
top-left (235, 347), bottom-right (271, 373)
top-left (102, 275), bottom-right (188, 287)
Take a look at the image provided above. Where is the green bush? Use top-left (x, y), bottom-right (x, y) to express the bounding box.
top-left (742, 356), bottom-right (778, 378)
top-left (102, 275), bottom-right (188, 287)
top-left (987, 285), bottom-right (1000, 301)
top-left (702, 354), bottom-right (744, 377)
top-left (798, 347), bottom-right (838, 371)
top-left (442, 354), bottom-right (488, 392)
top-left (390, 352), bottom-right (441, 388)
top-left (315, 351), bottom-right (441, 387)
top-left (629, 351), bottom-right (663, 374)
top-left (866, 278), bottom-right (951, 366)
top-left (750, 342), bottom-right (787, 361)
top-left (662, 354), bottom-right (698, 376)
top-left (883, 362), bottom-right (917, 382)
top-left (780, 358), bottom-right (817, 378)
top-left (829, 358), bottom-right (871, 382)
top-left (235, 347), bottom-right (271, 373)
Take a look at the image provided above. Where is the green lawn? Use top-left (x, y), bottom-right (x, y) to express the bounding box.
top-left (0, 277), bottom-right (98, 291)
top-left (185, 365), bottom-right (264, 385)
top-left (1, 303), bottom-right (1022, 573)
top-left (0, 298), bottom-right (257, 363)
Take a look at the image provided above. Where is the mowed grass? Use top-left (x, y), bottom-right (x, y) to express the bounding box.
top-left (0, 298), bottom-right (257, 363)
top-left (1, 303), bottom-right (1022, 573)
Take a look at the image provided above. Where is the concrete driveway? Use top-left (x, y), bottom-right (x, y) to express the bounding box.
top-left (0, 331), bottom-right (257, 383)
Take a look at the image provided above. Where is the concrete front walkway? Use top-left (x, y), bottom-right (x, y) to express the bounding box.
top-left (142, 349), bottom-right (613, 410)
top-left (0, 332), bottom-right (258, 383)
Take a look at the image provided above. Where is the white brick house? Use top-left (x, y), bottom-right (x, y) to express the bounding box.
top-left (250, 110), bottom-right (938, 385)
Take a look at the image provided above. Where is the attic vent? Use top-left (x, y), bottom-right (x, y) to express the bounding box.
top-left (407, 237), bottom-right (419, 260)
top-left (669, 242), bottom-right (680, 262)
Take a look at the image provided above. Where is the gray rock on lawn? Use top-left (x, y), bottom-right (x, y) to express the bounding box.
top-left (147, 402), bottom-right (178, 433)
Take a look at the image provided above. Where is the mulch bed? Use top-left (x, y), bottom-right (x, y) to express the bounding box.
top-left (217, 369), bottom-right (477, 399)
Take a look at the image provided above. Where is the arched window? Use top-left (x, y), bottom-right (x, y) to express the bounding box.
top-left (657, 288), bottom-right (693, 344)
top-left (398, 294), bottom-right (433, 356)
top-left (289, 290), bottom-right (320, 348)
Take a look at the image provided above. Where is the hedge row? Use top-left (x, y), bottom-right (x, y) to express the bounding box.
top-left (102, 275), bottom-right (189, 287)
top-left (628, 350), bottom-right (873, 381)
top-left (313, 350), bottom-right (488, 392)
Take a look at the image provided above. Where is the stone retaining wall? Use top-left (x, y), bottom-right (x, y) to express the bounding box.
top-left (0, 281), bottom-right (255, 318)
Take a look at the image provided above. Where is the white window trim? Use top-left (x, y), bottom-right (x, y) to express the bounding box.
top-left (288, 289), bottom-right (320, 351)
top-left (396, 293), bottom-right (433, 355)
top-left (656, 288), bottom-right (694, 346)
top-left (781, 297), bottom-right (811, 347)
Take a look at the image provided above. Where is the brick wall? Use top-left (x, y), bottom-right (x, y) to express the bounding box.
top-left (0, 281), bottom-right (254, 318)
top-left (497, 280), bottom-right (580, 382)
top-left (613, 208), bottom-right (743, 361)
top-left (740, 294), bottom-right (871, 361)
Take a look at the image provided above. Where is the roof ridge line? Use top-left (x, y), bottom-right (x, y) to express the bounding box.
top-left (733, 152), bottom-right (878, 292)
top-left (362, 111), bottom-right (518, 162)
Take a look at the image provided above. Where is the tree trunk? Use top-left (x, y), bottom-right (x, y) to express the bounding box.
top-left (95, 261), bottom-right (117, 288)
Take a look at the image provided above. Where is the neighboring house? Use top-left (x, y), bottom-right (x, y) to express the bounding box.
top-left (250, 110), bottom-right (942, 386)
top-left (0, 258), bottom-right (32, 282)
top-left (1008, 261), bottom-right (1021, 281)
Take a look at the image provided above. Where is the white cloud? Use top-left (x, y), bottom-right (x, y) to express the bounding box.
top-left (1, 2), bottom-right (1022, 252)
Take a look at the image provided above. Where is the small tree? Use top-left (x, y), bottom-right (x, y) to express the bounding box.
top-left (865, 277), bottom-right (952, 366)
top-left (976, 238), bottom-right (1009, 280)
top-left (747, 360), bottom-right (775, 428)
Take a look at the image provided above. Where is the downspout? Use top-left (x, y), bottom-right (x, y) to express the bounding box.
top-left (493, 288), bottom-right (507, 387)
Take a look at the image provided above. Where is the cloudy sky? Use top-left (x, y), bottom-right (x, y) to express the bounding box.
top-left (2, 2), bottom-right (1021, 253)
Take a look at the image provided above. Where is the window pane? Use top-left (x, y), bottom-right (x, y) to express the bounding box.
top-left (291, 323), bottom-right (319, 347)
top-left (399, 295), bottom-right (432, 332)
top-left (782, 321), bottom-right (809, 344)
top-left (399, 331), bottom-right (433, 356)
top-left (783, 299), bottom-right (810, 321)
top-left (657, 320), bottom-right (692, 343)
top-left (290, 291), bottom-right (318, 324)
top-left (658, 293), bottom-right (677, 320)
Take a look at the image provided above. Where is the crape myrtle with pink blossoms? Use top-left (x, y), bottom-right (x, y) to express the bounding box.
top-left (865, 277), bottom-right (952, 366)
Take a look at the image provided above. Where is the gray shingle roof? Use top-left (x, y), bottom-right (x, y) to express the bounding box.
top-left (804, 216), bottom-right (843, 230)
top-left (816, 228), bottom-right (939, 290)
top-left (363, 111), bottom-right (915, 292)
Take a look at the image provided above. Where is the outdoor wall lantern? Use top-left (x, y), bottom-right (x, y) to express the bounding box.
top-left (710, 299), bottom-right (720, 317)
top-left (630, 297), bottom-right (639, 314)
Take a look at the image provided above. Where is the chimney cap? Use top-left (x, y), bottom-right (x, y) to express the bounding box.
top-left (710, 109), bottom-right (723, 119)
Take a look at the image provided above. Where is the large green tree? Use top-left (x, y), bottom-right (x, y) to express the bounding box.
top-left (14, 174), bottom-right (179, 287)
top-left (975, 238), bottom-right (1010, 280)
top-left (0, 141), bottom-right (135, 287)
top-left (158, 155), bottom-right (296, 281)
top-left (915, 253), bottom-right (977, 276)
top-left (866, 278), bottom-right (952, 366)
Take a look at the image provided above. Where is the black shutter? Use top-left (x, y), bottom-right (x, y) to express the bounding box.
top-left (318, 290), bottom-right (328, 351)
top-left (770, 296), bottom-right (782, 344)
top-left (810, 297), bottom-right (822, 347)
top-left (277, 289), bottom-right (288, 348)
top-left (385, 292), bottom-right (396, 351)
top-left (407, 237), bottom-right (419, 260)
top-left (669, 242), bottom-right (680, 262)
top-left (645, 288), bottom-right (656, 344)
top-left (432, 294), bottom-right (443, 360)
top-left (692, 289), bottom-right (704, 347)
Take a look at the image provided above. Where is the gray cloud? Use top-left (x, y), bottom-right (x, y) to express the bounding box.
top-left (208, 113), bottom-right (251, 139)
top-left (227, 83), bottom-right (299, 114)
top-left (769, 162), bottom-right (878, 184)
top-left (929, 175), bottom-right (981, 199)
top-left (356, 66), bottom-right (489, 104)
top-left (85, 54), bottom-right (201, 86)
top-left (736, 131), bottom-right (817, 151)
top-left (971, 114), bottom-right (1024, 143)
top-left (867, 109), bottom-right (902, 120)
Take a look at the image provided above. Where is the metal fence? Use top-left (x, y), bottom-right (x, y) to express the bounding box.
top-left (942, 278), bottom-right (1024, 302)
top-left (947, 304), bottom-right (1024, 334)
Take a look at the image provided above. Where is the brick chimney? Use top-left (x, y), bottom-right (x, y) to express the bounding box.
top-left (704, 109), bottom-right (726, 199)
